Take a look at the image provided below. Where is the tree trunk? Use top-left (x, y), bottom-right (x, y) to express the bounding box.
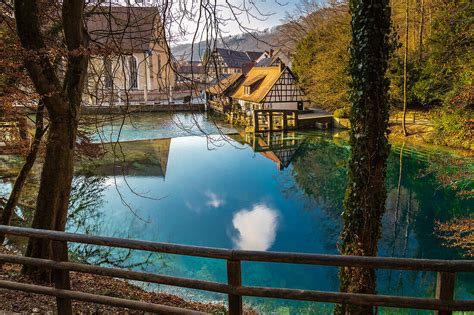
top-left (419, 0), bottom-right (424, 61)
top-left (0, 102), bottom-right (45, 244)
top-left (336, 0), bottom-right (392, 313)
top-left (22, 117), bottom-right (77, 280)
top-left (402, 0), bottom-right (409, 136)
top-left (14, 0), bottom-right (88, 282)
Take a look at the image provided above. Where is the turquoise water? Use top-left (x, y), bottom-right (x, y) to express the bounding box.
top-left (1, 113), bottom-right (472, 313)
top-left (67, 114), bottom-right (473, 313)
top-left (85, 112), bottom-right (236, 143)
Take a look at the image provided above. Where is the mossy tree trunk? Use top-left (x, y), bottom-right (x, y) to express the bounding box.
top-left (14, 0), bottom-right (89, 282)
top-left (336, 0), bottom-right (392, 314)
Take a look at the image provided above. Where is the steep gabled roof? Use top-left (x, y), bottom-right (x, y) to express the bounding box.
top-left (207, 73), bottom-right (244, 95)
top-left (231, 66), bottom-right (284, 103)
top-left (215, 48), bottom-right (253, 68)
top-left (86, 6), bottom-right (161, 52)
top-left (246, 51), bottom-right (265, 61)
top-left (177, 64), bottom-right (206, 74)
top-left (256, 57), bottom-right (283, 67)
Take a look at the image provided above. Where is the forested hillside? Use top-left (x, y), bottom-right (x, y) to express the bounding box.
top-left (292, 0), bottom-right (472, 148)
top-left (171, 29), bottom-right (277, 61)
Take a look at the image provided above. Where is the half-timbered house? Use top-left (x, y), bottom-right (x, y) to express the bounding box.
top-left (206, 73), bottom-right (244, 112)
top-left (231, 65), bottom-right (307, 113)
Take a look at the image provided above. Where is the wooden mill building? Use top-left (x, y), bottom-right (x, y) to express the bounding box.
top-left (206, 73), bottom-right (244, 112)
top-left (207, 63), bottom-right (333, 131)
top-left (231, 64), bottom-right (307, 112)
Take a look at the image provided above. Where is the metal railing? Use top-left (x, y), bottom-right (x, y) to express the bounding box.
top-left (0, 225), bottom-right (473, 315)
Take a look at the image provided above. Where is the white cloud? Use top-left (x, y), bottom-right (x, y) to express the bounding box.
top-left (206, 191), bottom-right (225, 208)
top-left (232, 204), bottom-right (279, 251)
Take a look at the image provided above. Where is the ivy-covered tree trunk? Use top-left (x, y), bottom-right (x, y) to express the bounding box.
top-left (337, 0), bottom-right (392, 314)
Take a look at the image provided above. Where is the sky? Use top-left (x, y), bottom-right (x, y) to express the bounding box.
top-left (179, 0), bottom-right (301, 41)
top-left (108, 0), bottom-right (304, 43)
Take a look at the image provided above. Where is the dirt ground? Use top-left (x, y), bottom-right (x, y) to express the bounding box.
top-left (0, 245), bottom-right (233, 314)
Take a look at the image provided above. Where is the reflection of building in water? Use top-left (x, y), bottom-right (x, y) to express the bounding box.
top-left (244, 132), bottom-right (305, 171)
top-left (92, 138), bottom-right (171, 177)
top-left (151, 138), bottom-right (170, 177)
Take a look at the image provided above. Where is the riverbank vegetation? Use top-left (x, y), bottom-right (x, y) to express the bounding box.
top-left (292, 0), bottom-right (473, 150)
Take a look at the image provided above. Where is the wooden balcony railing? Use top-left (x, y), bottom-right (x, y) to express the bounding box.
top-left (0, 225), bottom-right (473, 315)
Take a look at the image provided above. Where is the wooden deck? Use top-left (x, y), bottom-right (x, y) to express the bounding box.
top-left (249, 109), bottom-right (333, 132)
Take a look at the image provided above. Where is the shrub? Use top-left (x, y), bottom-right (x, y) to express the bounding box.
top-left (431, 87), bottom-right (473, 149)
top-left (333, 107), bottom-right (350, 118)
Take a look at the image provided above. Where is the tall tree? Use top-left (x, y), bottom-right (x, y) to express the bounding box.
top-left (13, 0), bottom-right (89, 281)
top-left (402, 0), bottom-right (409, 136)
top-left (337, 0), bottom-right (392, 313)
top-left (419, 0), bottom-right (424, 61)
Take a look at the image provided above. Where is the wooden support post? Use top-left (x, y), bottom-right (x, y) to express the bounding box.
top-left (283, 113), bottom-right (288, 130)
top-left (227, 260), bottom-right (242, 315)
top-left (52, 240), bottom-right (73, 315)
top-left (435, 272), bottom-right (455, 315)
top-left (269, 111), bottom-right (274, 132)
top-left (253, 110), bottom-right (259, 133)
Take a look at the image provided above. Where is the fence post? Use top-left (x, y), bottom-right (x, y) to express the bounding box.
top-left (227, 259), bottom-right (242, 315)
top-left (435, 272), bottom-right (455, 315)
top-left (52, 240), bottom-right (73, 315)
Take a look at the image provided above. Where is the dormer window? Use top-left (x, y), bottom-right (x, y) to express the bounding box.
top-left (243, 74), bottom-right (266, 95)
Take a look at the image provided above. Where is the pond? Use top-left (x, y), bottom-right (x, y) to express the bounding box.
top-left (1, 113), bottom-right (473, 314)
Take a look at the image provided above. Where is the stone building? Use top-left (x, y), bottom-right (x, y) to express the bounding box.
top-left (84, 6), bottom-right (175, 106)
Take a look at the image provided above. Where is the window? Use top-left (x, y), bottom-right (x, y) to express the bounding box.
top-left (157, 55), bottom-right (162, 78)
top-left (129, 56), bottom-right (138, 89)
top-left (104, 57), bottom-right (113, 89)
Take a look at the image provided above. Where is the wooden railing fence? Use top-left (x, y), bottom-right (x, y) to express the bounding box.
top-left (0, 225), bottom-right (473, 315)
top-left (390, 111), bottom-right (431, 124)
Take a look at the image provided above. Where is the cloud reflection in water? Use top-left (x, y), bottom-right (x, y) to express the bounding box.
top-left (232, 204), bottom-right (279, 251)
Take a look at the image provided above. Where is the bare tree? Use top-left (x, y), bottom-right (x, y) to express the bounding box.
top-left (13, 0), bottom-right (89, 282)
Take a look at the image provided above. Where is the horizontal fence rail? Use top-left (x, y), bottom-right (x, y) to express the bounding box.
top-left (0, 225), bottom-right (473, 315)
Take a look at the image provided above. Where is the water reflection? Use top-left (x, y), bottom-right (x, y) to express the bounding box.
top-left (85, 112), bottom-right (236, 143)
top-left (71, 131), bottom-right (472, 309)
top-left (205, 191), bottom-right (225, 208)
top-left (232, 204), bottom-right (279, 251)
top-left (243, 131), bottom-right (306, 171)
top-left (3, 123), bottom-right (471, 312)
